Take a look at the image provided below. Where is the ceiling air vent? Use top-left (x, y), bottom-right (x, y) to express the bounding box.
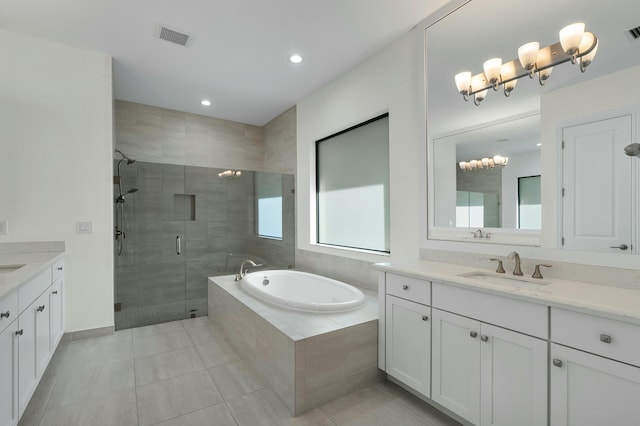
top-left (156, 24), bottom-right (191, 47)
top-left (628, 26), bottom-right (640, 40)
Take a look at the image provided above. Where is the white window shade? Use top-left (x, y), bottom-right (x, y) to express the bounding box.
top-left (316, 114), bottom-right (390, 253)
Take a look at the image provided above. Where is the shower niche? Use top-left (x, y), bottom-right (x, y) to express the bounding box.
top-left (113, 160), bottom-right (295, 330)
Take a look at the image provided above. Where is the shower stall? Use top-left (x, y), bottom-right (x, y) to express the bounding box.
top-left (113, 158), bottom-right (295, 330)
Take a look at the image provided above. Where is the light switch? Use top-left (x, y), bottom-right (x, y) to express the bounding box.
top-left (0, 220), bottom-right (7, 235)
top-left (76, 221), bottom-right (94, 234)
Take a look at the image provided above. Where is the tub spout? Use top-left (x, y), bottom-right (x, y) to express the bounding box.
top-left (235, 259), bottom-right (263, 281)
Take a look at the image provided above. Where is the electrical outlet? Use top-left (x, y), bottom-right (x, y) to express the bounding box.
top-left (75, 221), bottom-right (94, 234)
top-left (0, 220), bottom-right (7, 235)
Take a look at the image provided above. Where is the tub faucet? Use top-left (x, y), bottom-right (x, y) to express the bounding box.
top-left (507, 251), bottom-right (523, 276)
top-left (235, 260), bottom-right (263, 281)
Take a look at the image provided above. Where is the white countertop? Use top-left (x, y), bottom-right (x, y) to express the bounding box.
top-left (373, 260), bottom-right (640, 326)
top-left (0, 250), bottom-right (66, 300)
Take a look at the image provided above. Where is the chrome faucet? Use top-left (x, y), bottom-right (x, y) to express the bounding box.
top-left (507, 251), bottom-right (523, 276)
top-left (234, 259), bottom-right (262, 281)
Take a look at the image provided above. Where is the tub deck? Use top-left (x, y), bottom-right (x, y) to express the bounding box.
top-left (208, 274), bottom-right (380, 416)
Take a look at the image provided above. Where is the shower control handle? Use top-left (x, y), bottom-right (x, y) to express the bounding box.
top-left (176, 236), bottom-right (181, 255)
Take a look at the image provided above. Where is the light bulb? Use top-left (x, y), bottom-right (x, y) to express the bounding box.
top-left (560, 23), bottom-right (585, 57)
top-left (518, 42), bottom-right (539, 70)
top-left (483, 58), bottom-right (502, 89)
top-left (455, 72), bottom-right (472, 94)
top-left (459, 162), bottom-right (466, 170)
top-left (579, 33), bottom-right (598, 69)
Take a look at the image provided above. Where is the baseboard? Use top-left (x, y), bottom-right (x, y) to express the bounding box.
top-left (62, 325), bottom-right (115, 341)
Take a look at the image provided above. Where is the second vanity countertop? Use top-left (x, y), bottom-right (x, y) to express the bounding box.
top-left (373, 259), bottom-right (640, 326)
top-left (0, 250), bottom-right (66, 300)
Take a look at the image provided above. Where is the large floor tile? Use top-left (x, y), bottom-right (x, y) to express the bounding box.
top-left (209, 360), bottom-right (267, 401)
top-left (47, 358), bottom-right (135, 408)
top-left (17, 373), bottom-right (58, 426)
top-left (227, 388), bottom-right (335, 426)
top-left (133, 329), bottom-right (194, 358)
top-left (194, 339), bottom-right (241, 369)
top-left (185, 322), bottom-right (227, 346)
top-left (38, 389), bottom-right (138, 426)
top-left (135, 346), bottom-right (206, 386)
top-left (132, 320), bottom-right (186, 339)
top-left (153, 402), bottom-right (237, 426)
top-left (136, 370), bottom-right (223, 426)
top-left (61, 330), bottom-right (133, 371)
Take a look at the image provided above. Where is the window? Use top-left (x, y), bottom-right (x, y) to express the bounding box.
top-left (518, 175), bottom-right (541, 229)
top-left (255, 172), bottom-right (283, 239)
top-left (316, 114), bottom-right (390, 253)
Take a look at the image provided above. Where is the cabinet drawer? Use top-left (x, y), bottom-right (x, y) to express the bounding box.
top-left (52, 258), bottom-right (64, 283)
top-left (433, 282), bottom-right (548, 339)
top-left (386, 273), bottom-right (430, 305)
top-left (0, 290), bottom-right (18, 333)
top-left (551, 308), bottom-right (640, 367)
top-left (18, 269), bottom-right (51, 314)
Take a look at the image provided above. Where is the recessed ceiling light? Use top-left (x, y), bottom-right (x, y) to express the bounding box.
top-left (289, 54), bottom-right (303, 64)
top-left (536, 143), bottom-right (542, 147)
top-left (201, 99), bottom-right (211, 106)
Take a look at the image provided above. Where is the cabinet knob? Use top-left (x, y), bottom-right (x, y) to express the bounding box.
top-left (0, 311), bottom-right (9, 319)
top-left (470, 331), bottom-right (478, 338)
top-left (480, 335), bottom-right (489, 342)
top-left (57, 266), bottom-right (63, 271)
top-left (421, 315), bottom-right (429, 321)
top-left (15, 329), bottom-right (23, 336)
top-left (52, 291), bottom-right (58, 295)
top-left (401, 285), bottom-right (409, 290)
top-left (553, 359), bottom-right (563, 368)
top-left (37, 305), bottom-right (46, 313)
top-left (600, 334), bottom-right (612, 344)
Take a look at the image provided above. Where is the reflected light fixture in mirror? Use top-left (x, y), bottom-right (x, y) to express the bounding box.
top-left (454, 23), bottom-right (598, 105)
top-left (459, 154), bottom-right (508, 171)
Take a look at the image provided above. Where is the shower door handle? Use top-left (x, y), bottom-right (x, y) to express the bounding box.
top-left (176, 236), bottom-right (181, 255)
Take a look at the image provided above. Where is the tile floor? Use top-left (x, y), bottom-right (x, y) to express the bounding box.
top-left (19, 317), bottom-right (460, 426)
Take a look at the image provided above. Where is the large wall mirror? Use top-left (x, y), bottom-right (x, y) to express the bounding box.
top-left (426, 0), bottom-right (640, 245)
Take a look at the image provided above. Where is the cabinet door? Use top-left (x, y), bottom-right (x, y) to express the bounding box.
top-left (385, 295), bottom-right (430, 396)
top-left (550, 343), bottom-right (640, 426)
top-left (480, 323), bottom-right (547, 426)
top-left (0, 321), bottom-right (18, 426)
top-left (17, 304), bottom-right (37, 418)
top-left (34, 291), bottom-right (51, 377)
top-left (49, 278), bottom-right (64, 350)
top-left (432, 309), bottom-right (480, 424)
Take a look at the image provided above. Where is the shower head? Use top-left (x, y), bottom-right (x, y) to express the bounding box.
top-left (115, 148), bottom-right (136, 164)
top-left (624, 143), bottom-right (640, 157)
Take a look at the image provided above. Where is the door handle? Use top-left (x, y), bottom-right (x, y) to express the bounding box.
top-left (176, 236), bottom-right (181, 255)
top-left (609, 244), bottom-right (628, 250)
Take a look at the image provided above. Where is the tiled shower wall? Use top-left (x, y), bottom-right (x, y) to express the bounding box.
top-left (114, 160), bottom-right (295, 328)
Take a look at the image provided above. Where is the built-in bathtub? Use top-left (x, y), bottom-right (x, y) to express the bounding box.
top-left (208, 272), bottom-right (380, 416)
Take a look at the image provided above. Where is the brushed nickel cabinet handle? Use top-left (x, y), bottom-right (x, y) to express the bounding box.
top-left (401, 285), bottom-right (409, 290)
top-left (421, 315), bottom-right (429, 321)
top-left (0, 311), bottom-right (9, 319)
top-left (553, 359), bottom-right (563, 368)
top-left (15, 329), bottom-right (23, 336)
top-left (470, 331), bottom-right (478, 338)
top-left (480, 335), bottom-right (489, 342)
top-left (600, 334), bottom-right (612, 344)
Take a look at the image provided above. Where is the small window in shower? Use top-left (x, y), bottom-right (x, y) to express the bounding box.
top-left (255, 172), bottom-right (283, 240)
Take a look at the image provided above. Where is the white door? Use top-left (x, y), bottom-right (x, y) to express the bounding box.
top-left (432, 308), bottom-right (480, 424)
top-left (0, 321), bottom-right (18, 426)
top-left (34, 291), bottom-right (51, 377)
top-left (17, 304), bottom-right (37, 418)
top-left (480, 323), bottom-right (547, 426)
top-left (385, 295), bottom-right (430, 396)
top-left (550, 343), bottom-right (640, 426)
top-left (49, 278), bottom-right (63, 350)
top-left (562, 115), bottom-right (632, 253)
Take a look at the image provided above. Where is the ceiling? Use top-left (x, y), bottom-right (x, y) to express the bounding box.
top-left (0, 0), bottom-right (449, 126)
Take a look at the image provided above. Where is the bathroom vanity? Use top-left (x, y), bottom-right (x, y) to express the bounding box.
top-left (0, 245), bottom-right (65, 426)
top-left (375, 260), bottom-right (640, 426)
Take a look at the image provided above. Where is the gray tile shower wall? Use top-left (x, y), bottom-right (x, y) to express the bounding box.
top-left (114, 161), bottom-right (295, 330)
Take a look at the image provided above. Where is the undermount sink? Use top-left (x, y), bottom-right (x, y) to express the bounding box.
top-left (458, 271), bottom-right (549, 287)
top-left (0, 264), bottom-right (26, 274)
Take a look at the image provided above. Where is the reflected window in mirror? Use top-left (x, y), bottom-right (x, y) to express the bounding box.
top-left (518, 175), bottom-right (541, 230)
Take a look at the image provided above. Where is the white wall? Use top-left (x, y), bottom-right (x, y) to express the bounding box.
top-left (296, 29), bottom-right (421, 265)
top-left (0, 29), bottom-right (114, 332)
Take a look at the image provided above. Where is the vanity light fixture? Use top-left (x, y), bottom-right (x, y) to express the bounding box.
top-left (218, 169), bottom-right (242, 178)
top-left (459, 155), bottom-right (508, 171)
top-left (454, 23), bottom-right (598, 105)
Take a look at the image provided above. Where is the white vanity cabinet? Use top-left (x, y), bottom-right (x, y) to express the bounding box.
top-left (384, 273), bottom-right (431, 396)
top-left (0, 258), bottom-right (65, 425)
top-left (431, 282), bottom-right (548, 426)
top-left (550, 308), bottom-right (640, 426)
